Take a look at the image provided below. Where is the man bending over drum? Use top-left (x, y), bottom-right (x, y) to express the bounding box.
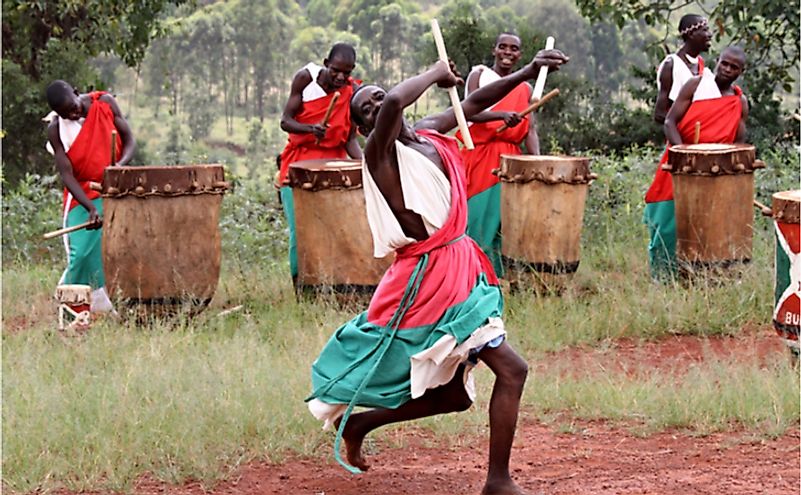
top-left (664, 46), bottom-right (748, 146)
top-left (277, 43), bottom-right (363, 285)
top-left (306, 49), bottom-right (568, 495)
top-left (458, 32), bottom-right (540, 275)
top-left (45, 80), bottom-right (136, 320)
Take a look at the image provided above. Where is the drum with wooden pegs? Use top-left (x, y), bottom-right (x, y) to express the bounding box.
top-left (768, 190), bottom-right (800, 354)
top-left (497, 154), bottom-right (595, 292)
top-left (101, 165), bottom-right (229, 318)
top-left (288, 159), bottom-right (392, 296)
top-left (665, 143), bottom-right (765, 274)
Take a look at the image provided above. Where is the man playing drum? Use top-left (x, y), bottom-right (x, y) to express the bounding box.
top-left (45, 80), bottom-right (136, 318)
top-left (663, 46), bottom-right (748, 147)
top-left (457, 32), bottom-right (540, 275)
top-left (278, 43), bottom-right (363, 284)
top-left (645, 14), bottom-right (713, 279)
top-left (306, 49), bottom-right (568, 495)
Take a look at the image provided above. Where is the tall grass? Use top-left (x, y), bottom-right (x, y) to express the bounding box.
top-left (3, 146), bottom-right (799, 492)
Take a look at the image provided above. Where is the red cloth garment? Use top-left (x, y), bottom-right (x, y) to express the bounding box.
top-left (645, 85), bottom-right (743, 203)
top-left (456, 83), bottom-right (532, 198)
top-left (366, 129), bottom-right (498, 329)
top-left (278, 82), bottom-right (355, 183)
top-left (64, 91), bottom-right (121, 211)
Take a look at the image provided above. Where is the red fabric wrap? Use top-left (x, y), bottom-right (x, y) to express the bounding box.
top-left (645, 85), bottom-right (743, 203)
top-left (63, 91), bottom-right (121, 210)
top-left (366, 130), bottom-right (498, 329)
top-left (457, 83), bottom-right (531, 198)
top-left (278, 81), bottom-right (355, 183)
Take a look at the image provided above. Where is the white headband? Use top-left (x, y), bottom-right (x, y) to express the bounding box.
top-left (680, 18), bottom-right (708, 37)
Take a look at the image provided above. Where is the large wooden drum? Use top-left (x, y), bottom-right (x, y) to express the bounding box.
top-left (101, 165), bottom-right (228, 317)
top-left (769, 190), bottom-right (800, 355)
top-left (498, 155), bottom-right (595, 292)
top-left (288, 159), bottom-right (392, 296)
top-left (665, 143), bottom-right (765, 274)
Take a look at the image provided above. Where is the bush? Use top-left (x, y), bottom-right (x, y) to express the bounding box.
top-left (2, 174), bottom-right (64, 264)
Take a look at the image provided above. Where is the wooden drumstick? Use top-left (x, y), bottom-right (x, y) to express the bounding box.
top-left (43, 220), bottom-right (96, 240)
top-left (753, 199), bottom-right (773, 217)
top-left (532, 36), bottom-right (555, 101)
top-left (431, 19), bottom-right (474, 150)
top-left (315, 91), bottom-right (340, 144)
top-left (110, 130), bottom-right (117, 166)
top-left (693, 121), bottom-right (701, 144)
top-left (496, 88), bottom-right (560, 133)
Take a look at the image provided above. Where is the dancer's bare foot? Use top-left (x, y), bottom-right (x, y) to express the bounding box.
top-left (334, 416), bottom-right (370, 471)
top-left (481, 478), bottom-right (529, 495)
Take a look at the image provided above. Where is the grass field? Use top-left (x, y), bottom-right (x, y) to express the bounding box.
top-left (3, 148), bottom-right (799, 493)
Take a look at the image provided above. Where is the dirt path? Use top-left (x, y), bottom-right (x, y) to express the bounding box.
top-left (126, 329), bottom-right (799, 495)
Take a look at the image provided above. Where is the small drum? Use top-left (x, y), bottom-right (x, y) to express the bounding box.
top-left (665, 143), bottom-right (765, 273)
top-left (769, 190), bottom-right (800, 354)
top-left (497, 155), bottom-right (595, 292)
top-left (101, 165), bottom-right (229, 318)
top-left (288, 159), bottom-right (392, 296)
top-left (54, 284), bottom-right (91, 330)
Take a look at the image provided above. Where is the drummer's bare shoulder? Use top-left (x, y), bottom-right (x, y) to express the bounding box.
top-left (98, 93), bottom-right (126, 119)
top-left (281, 68), bottom-right (314, 125)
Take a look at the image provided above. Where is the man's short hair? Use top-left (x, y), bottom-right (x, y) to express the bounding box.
top-left (721, 45), bottom-right (747, 65)
top-left (46, 80), bottom-right (74, 111)
top-left (494, 31), bottom-right (520, 46)
top-left (328, 42), bottom-right (356, 63)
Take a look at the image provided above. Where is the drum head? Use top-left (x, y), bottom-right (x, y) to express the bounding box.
top-left (288, 159), bottom-right (363, 191)
top-left (103, 165), bottom-right (227, 197)
top-left (498, 154), bottom-right (593, 184)
top-left (772, 189), bottom-right (801, 224)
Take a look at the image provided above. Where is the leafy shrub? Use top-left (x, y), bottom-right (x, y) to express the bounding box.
top-left (2, 174), bottom-right (64, 264)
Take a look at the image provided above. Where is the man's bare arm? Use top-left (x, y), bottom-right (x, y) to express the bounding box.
top-left (417, 49), bottom-right (568, 134)
top-left (280, 69), bottom-right (326, 139)
top-left (654, 58), bottom-right (674, 125)
top-left (664, 76), bottom-right (701, 145)
top-left (100, 93), bottom-right (135, 165)
top-left (735, 94), bottom-right (749, 143)
top-left (48, 122), bottom-right (101, 225)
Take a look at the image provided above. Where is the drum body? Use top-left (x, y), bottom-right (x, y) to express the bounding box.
top-left (666, 144), bottom-right (765, 273)
top-left (101, 165), bottom-right (228, 317)
top-left (498, 155), bottom-right (594, 292)
top-left (771, 190), bottom-right (800, 352)
top-left (288, 159), bottom-right (391, 296)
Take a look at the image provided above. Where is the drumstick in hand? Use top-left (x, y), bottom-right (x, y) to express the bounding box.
top-left (496, 88), bottom-right (560, 133)
top-left (316, 91), bottom-right (341, 145)
top-left (432, 19), bottom-right (474, 150)
top-left (43, 220), bottom-right (96, 240)
top-left (110, 130), bottom-right (117, 166)
top-left (532, 37), bottom-right (555, 101)
top-left (693, 122), bottom-right (701, 144)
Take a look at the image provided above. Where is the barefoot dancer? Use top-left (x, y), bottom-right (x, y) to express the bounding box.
top-left (306, 49), bottom-right (568, 494)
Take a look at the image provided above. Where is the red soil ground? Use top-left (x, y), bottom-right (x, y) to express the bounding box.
top-left (125, 326), bottom-right (799, 495)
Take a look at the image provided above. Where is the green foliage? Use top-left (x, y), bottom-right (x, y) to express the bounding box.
top-left (2, 174), bottom-right (64, 265)
top-left (1, 0), bottom-right (186, 185)
top-left (575, 0), bottom-right (800, 149)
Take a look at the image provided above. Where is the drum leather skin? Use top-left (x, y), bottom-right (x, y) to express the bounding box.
top-left (288, 159), bottom-right (392, 292)
top-left (498, 155), bottom-right (593, 292)
top-left (667, 144), bottom-right (761, 269)
top-left (101, 165), bottom-right (228, 317)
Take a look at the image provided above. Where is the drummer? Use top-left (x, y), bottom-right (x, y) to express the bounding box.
top-left (278, 43), bottom-right (363, 285)
top-left (307, 49), bottom-right (569, 494)
top-left (458, 32), bottom-right (540, 275)
top-left (645, 14), bottom-right (713, 280)
top-left (663, 46), bottom-right (748, 146)
top-left (45, 80), bottom-right (135, 318)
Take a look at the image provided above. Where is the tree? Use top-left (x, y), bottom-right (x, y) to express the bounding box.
top-left (575, 0), bottom-right (799, 146)
top-left (1, 0), bottom-right (186, 185)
